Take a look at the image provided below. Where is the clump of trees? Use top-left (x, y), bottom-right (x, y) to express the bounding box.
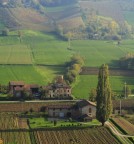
top-left (55, 10), bottom-right (133, 40)
top-left (65, 55), bottom-right (84, 84)
top-left (96, 64), bottom-right (112, 126)
top-left (119, 53), bottom-right (134, 69)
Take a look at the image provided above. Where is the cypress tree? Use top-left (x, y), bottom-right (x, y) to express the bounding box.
top-left (96, 64), bottom-right (112, 126)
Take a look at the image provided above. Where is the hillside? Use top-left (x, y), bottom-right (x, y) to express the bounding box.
top-left (0, 0), bottom-right (84, 31)
top-left (0, 1), bottom-right (134, 99)
top-left (80, 0), bottom-right (124, 24)
top-left (0, 0), bottom-right (134, 31)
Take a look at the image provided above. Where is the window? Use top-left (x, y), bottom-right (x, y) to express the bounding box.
top-left (89, 108), bottom-right (92, 113)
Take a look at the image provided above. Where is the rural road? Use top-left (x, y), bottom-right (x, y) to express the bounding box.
top-left (0, 100), bottom-right (78, 103)
top-left (105, 121), bottom-right (134, 144)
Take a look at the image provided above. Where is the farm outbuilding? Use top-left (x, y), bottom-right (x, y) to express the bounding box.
top-left (47, 100), bottom-right (96, 121)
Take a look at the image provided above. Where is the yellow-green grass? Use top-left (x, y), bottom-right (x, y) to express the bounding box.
top-left (0, 65), bottom-right (44, 85)
top-left (2, 31), bottom-right (134, 67)
top-left (29, 117), bottom-right (100, 128)
top-left (72, 75), bottom-right (134, 99)
top-left (71, 40), bottom-right (134, 67)
top-left (33, 65), bottom-right (65, 84)
top-left (0, 65), bottom-right (64, 85)
top-left (0, 44), bottom-right (32, 64)
top-left (23, 32), bottom-right (134, 67)
top-left (0, 132), bottom-right (31, 144)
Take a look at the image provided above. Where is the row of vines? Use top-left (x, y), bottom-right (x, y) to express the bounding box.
top-left (0, 132), bottom-right (31, 144)
top-left (31, 127), bottom-right (120, 144)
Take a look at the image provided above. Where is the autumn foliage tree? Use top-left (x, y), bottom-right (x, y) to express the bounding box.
top-left (96, 64), bottom-right (112, 126)
top-left (65, 54), bottom-right (84, 84)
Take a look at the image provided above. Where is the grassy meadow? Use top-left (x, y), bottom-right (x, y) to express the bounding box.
top-left (72, 75), bottom-right (134, 99)
top-left (0, 30), bottom-right (134, 98)
top-left (0, 65), bottom-right (63, 85)
top-left (2, 30), bottom-right (134, 67)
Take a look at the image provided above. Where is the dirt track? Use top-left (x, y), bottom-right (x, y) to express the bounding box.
top-left (80, 67), bottom-right (134, 77)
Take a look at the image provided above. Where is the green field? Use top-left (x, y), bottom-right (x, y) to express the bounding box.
top-left (25, 35), bottom-right (134, 67)
top-left (0, 65), bottom-right (64, 85)
top-left (29, 117), bottom-right (100, 128)
top-left (1, 31), bottom-right (134, 67)
top-left (0, 31), bottom-right (134, 97)
top-left (72, 75), bottom-right (134, 99)
top-left (0, 65), bottom-right (44, 85)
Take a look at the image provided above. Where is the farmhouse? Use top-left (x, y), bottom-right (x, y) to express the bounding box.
top-left (42, 76), bottom-right (72, 99)
top-left (47, 100), bottom-right (96, 121)
top-left (9, 81), bottom-right (40, 98)
top-left (8, 77), bottom-right (72, 100)
top-left (9, 81), bottom-right (25, 97)
top-left (76, 100), bottom-right (96, 118)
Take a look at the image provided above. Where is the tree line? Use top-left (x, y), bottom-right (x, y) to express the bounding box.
top-left (65, 55), bottom-right (84, 84)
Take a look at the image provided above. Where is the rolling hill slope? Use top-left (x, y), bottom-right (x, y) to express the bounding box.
top-left (0, 0), bottom-right (134, 31)
top-left (79, 0), bottom-right (125, 24)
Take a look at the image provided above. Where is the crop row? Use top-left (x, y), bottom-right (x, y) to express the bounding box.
top-left (32, 127), bottom-right (120, 144)
top-left (111, 117), bottom-right (134, 135)
top-left (0, 113), bottom-right (28, 129)
top-left (0, 131), bottom-right (31, 144)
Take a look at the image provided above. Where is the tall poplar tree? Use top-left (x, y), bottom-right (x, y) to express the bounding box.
top-left (96, 64), bottom-right (112, 126)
